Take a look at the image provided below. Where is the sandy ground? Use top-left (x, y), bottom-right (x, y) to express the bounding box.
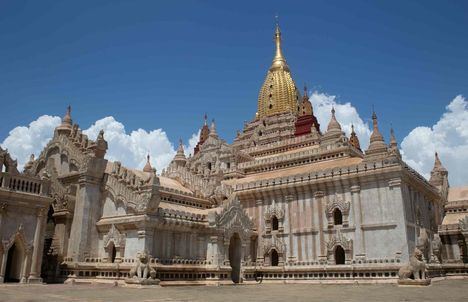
top-left (0, 278), bottom-right (467, 302)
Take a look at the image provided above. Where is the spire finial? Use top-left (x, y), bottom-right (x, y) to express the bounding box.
top-left (326, 106), bottom-right (342, 132)
top-left (435, 152), bottom-right (441, 167)
top-left (349, 124), bottom-right (361, 151)
top-left (176, 138), bottom-right (185, 155)
top-left (365, 108), bottom-right (387, 155)
top-left (270, 14), bottom-right (288, 71)
top-left (432, 151), bottom-right (447, 172)
top-left (389, 126), bottom-right (398, 150)
top-left (63, 105), bottom-right (72, 125)
top-left (303, 83), bottom-right (308, 97)
top-left (143, 153), bottom-right (153, 172)
top-left (204, 113), bottom-right (208, 126)
top-left (372, 108), bottom-right (378, 130)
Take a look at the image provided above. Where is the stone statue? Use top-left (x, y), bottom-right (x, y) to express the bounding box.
top-left (125, 251), bottom-right (159, 286)
top-left (416, 228), bottom-right (429, 261)
top-left (430, 234), bottom-right (442, 264)
top-left (398, 248), bottom-right (430, 285)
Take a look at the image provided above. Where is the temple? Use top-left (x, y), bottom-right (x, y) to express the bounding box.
top-left (0, 23), bottom-right (466, 285)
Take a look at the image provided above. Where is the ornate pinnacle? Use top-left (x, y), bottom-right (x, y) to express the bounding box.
top-left (271, 16), bottom-right (288, 71)
top-left (143, 154), bottom-right (153, 172)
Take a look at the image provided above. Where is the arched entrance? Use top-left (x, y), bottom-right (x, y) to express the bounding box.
top-left (229, 233), bottom-right (242, 283)
top-left (110, 243), bottom-right (117, 263)
top-left (335, 245), bottom-right (345, 264)
top-left (5, 243), bottom-right (24, 282)
top-left (270, 249), bottom-right (279, 266)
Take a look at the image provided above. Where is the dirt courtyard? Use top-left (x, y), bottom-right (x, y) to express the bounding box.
top-left (0, 278), bottom-right (467, 302)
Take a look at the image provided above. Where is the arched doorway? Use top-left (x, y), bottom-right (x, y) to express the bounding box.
top-left (5, 243), bottom-right (24, 282)
top-left (110, 243), bottom-right (117, 263)
top-left (335, 245), bottom-right (345, 265)
top-left (229, 233), bottom-right (242, 283)
top-left (270, 249), bottom-right (279, 266)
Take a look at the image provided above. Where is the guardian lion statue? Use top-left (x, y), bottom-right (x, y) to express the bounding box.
top-left (398, 248), bottom-right (428, 280)
top-left (125, 250), bottom-right (159, 285)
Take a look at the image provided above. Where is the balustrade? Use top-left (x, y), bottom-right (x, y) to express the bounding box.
top-left (0, 172), bottom-right (47, 195)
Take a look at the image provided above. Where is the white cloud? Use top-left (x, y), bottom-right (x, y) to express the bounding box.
top-left (84, 116), bottom-right (180, 172)
top-left (1, 115), bottom-right (198, 173)
top-left (184, 130), bottom-right (200, 158)
top-left (310, 91), bottom-right (372, 149)
top-left (401, 95), bottom-right (468, 186)
top-left (1, 115), bottom-right (61, 170)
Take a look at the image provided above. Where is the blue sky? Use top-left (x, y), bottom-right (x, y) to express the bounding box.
top-left (1, 1), bottom-right (467, 184)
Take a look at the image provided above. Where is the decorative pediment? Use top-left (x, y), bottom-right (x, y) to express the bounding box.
top-left (2, 224), bottom-right (32, 254)
top-left (216, 196), bottom-right (253, 243)
top-left (263, 234), bottom-right (286, 255)
top-left (103, 224), bottom-right (126, 249)
top-left (264, 205), bottom-right (285, 221)
top-left (325, 193), bottom-right (350, 216)
top-left (326, 230), bottom-right (353, 252)
top-left (325, 193), bottom-right (351, 227)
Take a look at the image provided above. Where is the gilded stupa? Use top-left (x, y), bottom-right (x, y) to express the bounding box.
top-left (257, 22), bottom-right (300, 118)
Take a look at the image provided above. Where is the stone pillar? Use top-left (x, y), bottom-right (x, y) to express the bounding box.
top-left (255, 199), bottom-right (264, 264)
top-left (197, 235), bottom-right (204, 260)
top-left (0, 246), bottom-right (8, 283)
top-left (28, 208), bottom-right (46, 283)
top-left (67, 178), bottom-right (100, 261)
top-left (224, 241), bottom-right (230, 266)
top-left (136, 226), bottom-right (154, 257)
top-left (67, 158), bottom-right (106, 261)
top-left (207, 235), bottom-right (220, 266)
top-left (285, 194), bottom-right (297, 263)
top-left (314, 191), bottom-right (327, 262)
top-left (240, 243), bottom-right (246, 283)
top-left (351, 185), bottom-right (365, 258)
top-left (20, 250), bottom-right (31, 283)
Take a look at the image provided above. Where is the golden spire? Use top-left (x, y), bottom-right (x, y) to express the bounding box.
top-left (257, 18), bottom-right (299, 118)
top-left (271, 17), bottom-right (289, 72)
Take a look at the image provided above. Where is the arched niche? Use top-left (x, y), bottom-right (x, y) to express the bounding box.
top-left (60, 153), bottom-right (69, 175)
top-left (101, 192), bottom-right (127, 218)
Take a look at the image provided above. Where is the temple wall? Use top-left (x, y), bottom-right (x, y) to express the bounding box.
top-left (152, 229), bottom-right (208, 260)
top-left (240, 173), bottom-right (440, 265)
